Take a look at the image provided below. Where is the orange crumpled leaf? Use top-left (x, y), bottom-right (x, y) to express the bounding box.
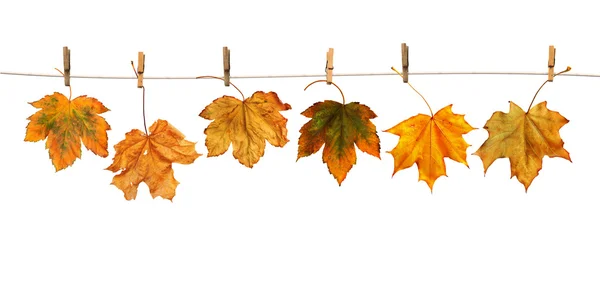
top-left (473, 101), bottom-right (571, 190)
top-left (25, 92), bottom-right (111, 171)
top-left (385, 104), bottom-right (474, 190)
top-left (199, 91), bottom-right (291, 168)
top-left (106, 119), bottom-right (201, 200)
top-left (297, 100), bottom-right (381, 185)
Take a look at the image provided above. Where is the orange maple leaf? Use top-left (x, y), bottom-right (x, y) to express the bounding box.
top-left (106, 119), bottom-right (201, 201)
top-left (24, 92), bottom-right (111, 171)
top-left (199, 91), bottom-right (291, 168)
top-left (297, 100), bottom-right (381, 185)
top-left (473, 101), bottom-right (571, 190)
top-left (385, 105), bottom-right (475, 190)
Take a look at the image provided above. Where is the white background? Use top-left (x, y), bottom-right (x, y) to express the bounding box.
top-left (1, 0), bottom-right (599, 281)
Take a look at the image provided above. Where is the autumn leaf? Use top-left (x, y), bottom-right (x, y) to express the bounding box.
top-left (199, 91), bottom-right (291, 168)
top-left (24, 92), bottom-right (111, 171)
top-left (473, 101), bottom-right (571, 190)
top-left (385, 105), bottom-right (475, 190)
top-left (106, 119), bottom-right (201, 200)
top-left (297, 100), bottom-right (381, 185)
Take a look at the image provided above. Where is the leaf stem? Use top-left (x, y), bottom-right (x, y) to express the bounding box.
top-left (130, 61), bottom-right (148, 135)
top-left (391, 67), bottom-right (433, 116)
top-left (196, 76), bottom-right (245, 100)
top-left (303, 80), bottom-right (346, 104)
top-left (54, 68), bottom-right (73, 100)
top-left (527, 66), bottom-right (571, 112)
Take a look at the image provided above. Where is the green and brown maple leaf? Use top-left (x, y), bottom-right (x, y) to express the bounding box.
top-left (297, 100), bottom-right (380, 185)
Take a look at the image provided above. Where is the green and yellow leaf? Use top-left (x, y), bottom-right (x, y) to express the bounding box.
top-left (25, 92), bottom-right (111, 171)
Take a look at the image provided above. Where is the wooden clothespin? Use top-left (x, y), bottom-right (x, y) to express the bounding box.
top-left (402, 43), bottom-right (409, 83)
top-left (548, 45), bottom-right (556, 82)
top-left (223, 46), bottom-right (231, 86)
top-left (63, 46), bottom-right (71, 86)
top-left (326, 48), bottom-right (334, 84)
top-left (137, 52), bottom-right (145, 88)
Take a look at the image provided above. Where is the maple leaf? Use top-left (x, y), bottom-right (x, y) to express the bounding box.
top-left (385, 105), bottom-right (475, 190)
top-left (297, 100), bottom-right (381, 185)
top-left (24, 92), bottom-right (111, 171)
top-left (106, 119), bottom-right (201, 200)
top-left (199, 91), bottom-right (291, 168)
top-left (473, 101), bottom-right (571, 190)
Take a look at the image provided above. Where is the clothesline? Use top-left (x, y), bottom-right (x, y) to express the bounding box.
top-left (2, 71), bottom-right (600, 80)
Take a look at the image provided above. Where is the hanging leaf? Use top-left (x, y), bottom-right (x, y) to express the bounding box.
top-left (24, 92), bottom-right (111, 171)
top-left (297, 100), bottom-right (380, 185)
top-left (199, 91), bottom-right (291, 168)
top-left (106, 119), bottom-right (201, 200)
top-left (385, 105), bottom-right (474, 190)
top-left (473, 101), bottom-right (571, 190)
